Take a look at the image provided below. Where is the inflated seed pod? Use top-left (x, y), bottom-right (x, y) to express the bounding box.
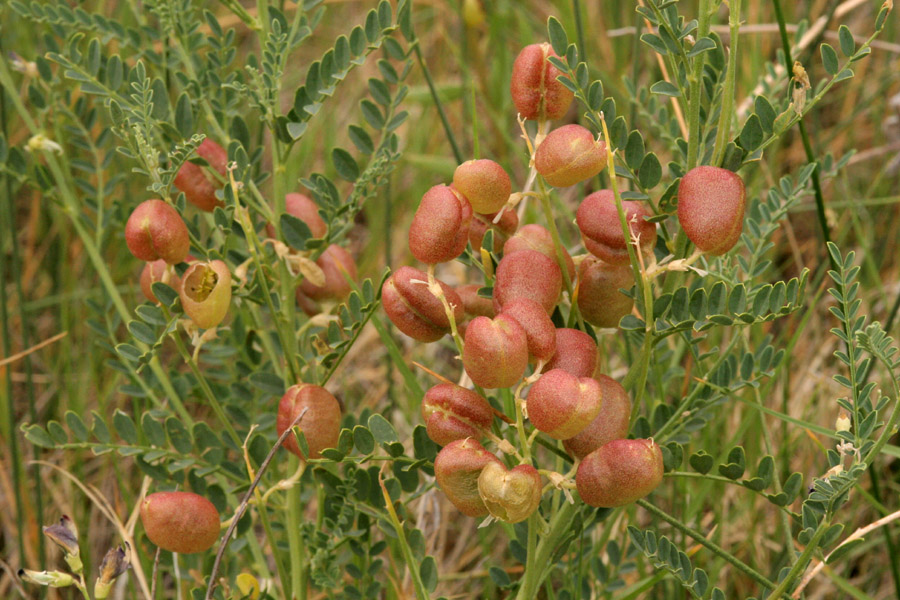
top-left (277, 384), bottom-right (342, 460)
top-left (469, 209), bottom-right (519, 254)
top-left (563, 375), bottom-right (631, 459)
top-left (534, 124), bottom-right (607, 188)
top-left (140, 491), bottom-right (220, 554)
top-left (576, 256), bottom-right (635, 328)
top-left (125, 200), bottom-right (190, 264)
top-left (180, 260), bottom-right (231, 329)
top-left (452, 159), bottom-right (512, 214)
top-left (409, 185), bottom-right (473, 264)
top-left (421, 384), bottom-right (494, 445)
top-left (140, 259), bottom-right (183, 304)
top-left (266, 193), bottom-right (328, 241)
top-left (477, 462), bottom-right (542, 523)
top-left (434, 438), bottom-right (504, 517)
top-left (499, 298), bottom-right (557, 363)
top-left (510, 43), bottom-right (574, 121)
top-left (527, 368), bottom-right (602, 440)
top-left (576, 190), bottom-right (656, 266)
top-left (677, 166), bottom-right (746, 255)
top-left (298, 244), bottom-right (357, 301)
top-left (543, 328), bottom-right (597, 378)
top-left (576, 438), bottom-right (664, 507)
top-left (174, 138), bottom-right (228, 211)
top-left (503, 224), bottom-right (575, 280)
top-left (463, 314), bottom-right (529, 389)
top-left (457, 284), bottom-right (495, 319)
top-left (493, 249), bottom-right (562, 314)
top-left (381, 266), bottom-right (464, 343)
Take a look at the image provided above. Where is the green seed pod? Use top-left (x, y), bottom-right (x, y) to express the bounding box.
top-left (409, 185), bottom-right (473, 264)
top-left (527, 368), bottom-right (602, 440)
top-left (421, 383), bottom-right (494, 445)
top-left (499, 298), bottom-right (557, 362)
top-left (125, 200), bottom-right (190, 264)
top-left (140, 491), bottom-right (220, 554)
top-left (510, 43), bottom-right (574, 121)
top-left (576, 190), bottom-right (656, 266)
top-left (493, 249), bottom-right (562, 314)
top-left (180, 260), bottom-right (231, 329)
top-left (453, 159), bottom-right (512, 214)
top-left (299, 244), bottom-right (357, 301)
top-left (576, 438), bottom-right (664, 507)
top-left (503, 224), bottom-right (575, 280)
top-left (469, 209), bottom-right (519, 254)
top-left (266, 193), bottom-right (327, 241)
top-left (576, 256), bottom-right (635, 328)
top-left (463, 314), bottom-right (529, 389)
top-left (563, 375), bottom-right (631, 459)
top-left (381, 266), bottom-right (465, 342)
top-left (277, 383), bottom-right (342, 460)
top-left (434, 438), bottom-right (504, 517)
top-left (534, 124), bottom-right (607, 188)
top-left (677, 166), bottom-right (746, 255)
top-left (174, 138), bottom-right (228, 212)
top-left (543, 328), bottom-right (597, 378)
top-left (477, 462), bottom-right (542, 523)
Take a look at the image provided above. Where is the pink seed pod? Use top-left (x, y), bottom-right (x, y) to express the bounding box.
top-left (452, 159), bottom-right (512, 214)
top-left (543, 328), bottom-right (598, 378)
top-left (527, 368), bottom-right (602, 440)
top-left (463, 314), bottom-right (529, 389)
top-left (493, 249), bottom-right (562, 314)
top-left (409, 185), bottom-right (473, 264)
top-left (576, 190), bottom-right (656, 266)
top-left (576, 438), bottom-right (664, 507)
top-left (563, 375), bottom-right (631, 459)
top-left (180, 260), bottom-right (231, 329)
top-left (266, 193), bottom-right (328, 241)
top-left (381, 266), bottom-right (464, 343)
top-left (125, 200), bottom-right (190, 264)
top-left (140, 259), bottom-right (183, 304)
top-left (434, 438), bottom-right (504, 517)
top-left (534, 124), bottom-right (607, 188)
top-left (174, 138), bottom-right (228, 212)
top-left (499, 298), bottom-right (557, 362)
top-left (295, 287), bottom-right (321, 317)
top-left (421, 383), bottom-right (494, 445)
top-left (457, 284), bottom-right (495, 319)
top-left (299, 244), bottom-right (357, 301)
top-left (677, 166), bottom-right (746, 255)
top-left (510, 43), bottom-right (574, 121)
top-left (140, 491), bottom-right (220, 554)
top-left (576, 256), bottom-right (635, 328)
top-left (277, 383), bottom-right (342, 460)
top-left (477, 462), bottom-right (542, 523)
top-left (469, 209), bottom-right (519, 254)
top-left (503, 224), bottom-right (575, 280)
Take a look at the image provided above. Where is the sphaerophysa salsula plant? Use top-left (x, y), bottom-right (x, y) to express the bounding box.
top-left (3, 2), bottom-right (900, 600)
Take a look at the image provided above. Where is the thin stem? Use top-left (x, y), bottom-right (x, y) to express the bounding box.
top-left (686, 0), bottom-right (713, 169)
top-left (412, 41), bottom-right (463, 164)
top-left (712, 0), bottom-right (743, 166)
top-left (572, 0), bottom-right (588, 64)
top-left (766, 523), bottom-right (828, 599)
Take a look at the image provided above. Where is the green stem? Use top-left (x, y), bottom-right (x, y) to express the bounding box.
top-left (686, 0), bottom-right (713, 169)
top-left (288, 471), bottom-right (306, 600)
top-left (571, 0), bottom-right (587, 63)
top-left (712, 0), bottom-right (743, 166)
top-left (412, 41), bottom-right (463, 164)
top-left (516, 498), bottom-right (578, 600)
top-left (765, 523), bottom-right (828, 599)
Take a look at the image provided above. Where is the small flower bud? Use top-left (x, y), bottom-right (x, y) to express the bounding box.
top-left (42, 515), bottom-right (79, 556)
top-left (835, 409), bottom-right (851, 433)
top-left (19, 569), bottom-right (75, 588)
top-left (94, 544), bottom-right (130, 599)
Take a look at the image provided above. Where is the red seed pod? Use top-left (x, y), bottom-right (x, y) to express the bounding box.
top-left (266, 193), bottom-right (328, 241)
top-left (477, 462), bottom-right (543, 523)
top-left (125, 200), bottom-right (190, 264)
top-left (295, 287), bottom-right (321, 317)
top-left (576, 256), bottom-right (635, 328)
top-left (543, 328), bottom-right (597, 378)
top-left (140, 491), bottom-right (220, 554)
top-left (527, 369), bottom-right (602, 440)
top-left (180, 260), bottom-right (232, 329)
top-left (563, 375), bottom-right (631, 459)
top-left (140, 259), bottom-right (183, 304)
top-left (174, 138), bottom-right (228, 211)
top-left (434, 438), bottom-right (504, 517)
top-left (499, 298), bottom-right (557, 362)
top-left (409, 185), bottom-right (473, 264)
top-left (503, 224), bottom-right (575, 280)
top-left (576, 438), bottom-right (664, 507)
top-left (463, 314), bottom-right (529, 389)
top-left (457, 284), bottom-right (495, 319)
top-left (534, 124), bottom-right (607, 188)
top-left (452, 159), bottom-right (512, 214)
top-left (576, 190), bottom-right (656, 266)
top-left (421, 383), bottom-right (494, 445)
top-left (493, 249), bottom-right (562, 314)
top-left (381, 266), bottom-right (464, 343)
top-left (299, 244), bottom-right (358, 301)
top-left (277, 383), bottom-right (342, 460)
top-left (510, 43), bottom-right (574, 121)
top-left (677, 166), bottom-right (746, 255)
top-left (468, 209), bottom-right (519, 254)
